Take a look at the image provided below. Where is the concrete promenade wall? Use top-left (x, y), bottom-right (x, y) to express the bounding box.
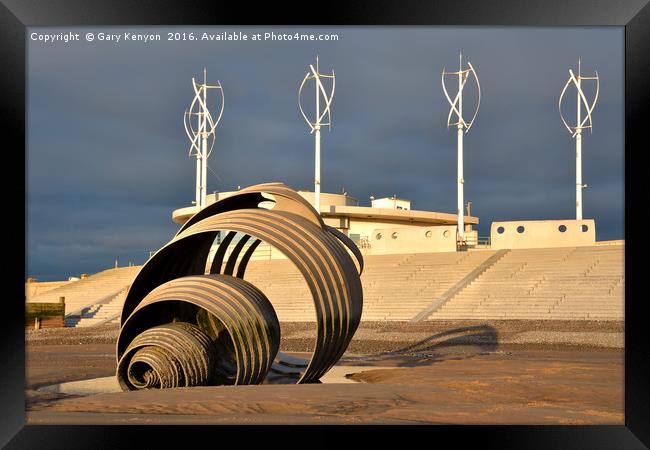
top-left (25, 280), bottom-right (72, 301)
top-left (490, 219), bottom-right (595, 250)
top-left (369, 225), bottom-right (457, 254)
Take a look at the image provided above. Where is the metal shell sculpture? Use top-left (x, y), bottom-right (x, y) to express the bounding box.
top-left (116, 182), bottom-right (363, 389)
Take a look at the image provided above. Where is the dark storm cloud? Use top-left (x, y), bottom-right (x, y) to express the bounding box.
top-left (27, 27), bottom-right (624, 280)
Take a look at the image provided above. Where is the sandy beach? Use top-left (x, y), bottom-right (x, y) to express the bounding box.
top-left (25, 320), bottom-right (624, 425)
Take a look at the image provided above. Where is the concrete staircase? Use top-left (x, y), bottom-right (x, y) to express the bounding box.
top-left (29, 244), bottom-right (624, 326)
top-left (410, 249), bottom-right (510, 322)
top-left (64, 288), bottom-right (127, 327)
top-left (29, 266), bottom-right (141, 317)
top-left (428, 245), bottom-right (624, 320)
top-left (243, 250), bottom-right (501, 321)
top-left (359, 251), bottom-right (502, 321)
top-left (243, 259), bottom-right (313, 322)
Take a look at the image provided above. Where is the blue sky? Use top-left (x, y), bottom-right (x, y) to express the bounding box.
top-left (27, 26), bottom-right (624, 280)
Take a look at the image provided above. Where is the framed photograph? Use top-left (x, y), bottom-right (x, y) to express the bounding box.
top-left (3, 0), bottom-right (647, 447)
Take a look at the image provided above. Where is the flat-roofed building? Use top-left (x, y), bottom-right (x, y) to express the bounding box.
top-left (171, 189), bottom-right (479, 259)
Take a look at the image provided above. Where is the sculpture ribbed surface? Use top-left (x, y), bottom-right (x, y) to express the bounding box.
top-left (116, 182), bottom-right (363, 389)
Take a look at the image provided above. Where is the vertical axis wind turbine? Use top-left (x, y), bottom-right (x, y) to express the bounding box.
top-left (184, 68), bottom-right (225, 210)
top-left (298, 55), bottom-right (335, 213)
top-left (559, 59), bottom-right (599, 220)
top-left (442, 53), bottom-right (480, 242)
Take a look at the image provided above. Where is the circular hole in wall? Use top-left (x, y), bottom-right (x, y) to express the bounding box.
top-left (426, 230), bottom-right (433, 238)
top-left (497, 226), bottom-right (505, 234)
top-left (581, 224), bottom-right (589, 232)
top-left (442, 230), bottom-right (449, 238)
top-left (559, 225), bottom-right (567, 233)
top-left (375, 233), bottom-right (382, 240)
top-left (391, 232), bottom-right (398, 239)
top-left (517, 226), bottom-right (525, 234)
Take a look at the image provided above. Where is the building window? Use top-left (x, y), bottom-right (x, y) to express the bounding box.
top-left (517, 226), bottom-right (525, 234)
top-left (581, 224), bottom-right (589, 232)
top-left (426, 230), bottom-right (433, 238)
top-left (375, 233), bottom-right (382, 240)
top-left (391, 232), bottom-right (398, 239)
top-left (497, 226), bottom-right (505, 234)
top-left (559, 225), bottom-right (567, 233)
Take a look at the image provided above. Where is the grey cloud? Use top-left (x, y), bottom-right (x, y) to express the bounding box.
top-left (27, 26), bottom-right (624, 280)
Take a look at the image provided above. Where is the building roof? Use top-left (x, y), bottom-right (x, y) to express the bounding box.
top-left (321, 205), bottom-right (478, 225)
top-left (172, 192), bottom-right (478, 226)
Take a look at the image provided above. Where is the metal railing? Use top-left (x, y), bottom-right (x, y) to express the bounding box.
top-left (357, 236), bottom-right (371, 249)
top-left (477, 236), bottom-right (491, 246)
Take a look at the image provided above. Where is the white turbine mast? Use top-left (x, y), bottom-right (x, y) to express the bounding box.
top-left (442, 53), bottom-right (481, 243)
top-left (559, 59), bottom-right (599, 221)
top-left (183, 68), bottom-right (225, 210)
top-left (298, 55), bottom-right (335, 213)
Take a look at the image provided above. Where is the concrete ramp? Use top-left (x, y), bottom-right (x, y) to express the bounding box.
top-left (410, 250), bottom-right (510, 322)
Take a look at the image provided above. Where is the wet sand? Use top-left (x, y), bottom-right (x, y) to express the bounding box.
top-left (25, 321), bottom-right (624, 425)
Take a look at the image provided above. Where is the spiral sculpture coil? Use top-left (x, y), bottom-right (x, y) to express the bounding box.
top-left (116, 182), bottom-right (364, 389)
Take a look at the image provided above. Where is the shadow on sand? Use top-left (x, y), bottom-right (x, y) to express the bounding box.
top-left (341, 325), bottom-right (499, 368)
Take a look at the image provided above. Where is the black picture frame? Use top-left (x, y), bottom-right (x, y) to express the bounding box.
top-left (2, 0), bottom-right (647, 448)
